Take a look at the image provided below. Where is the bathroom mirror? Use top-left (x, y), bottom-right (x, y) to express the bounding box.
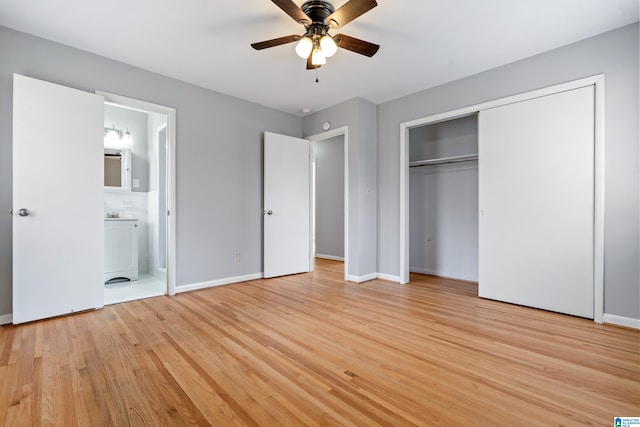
top-left (104, 147), bottom-right (131, 191)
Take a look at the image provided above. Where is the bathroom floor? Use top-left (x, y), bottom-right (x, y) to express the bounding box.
top-left (104, 274), bottom-right (166, 305)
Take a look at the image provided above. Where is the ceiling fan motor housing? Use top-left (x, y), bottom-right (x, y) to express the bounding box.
top-left (301, 0), bottom-right (335, 26)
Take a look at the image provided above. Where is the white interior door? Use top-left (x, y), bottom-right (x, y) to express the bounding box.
top-left (13, 74), bottom-right (104, 324)
top-left (478, 85), bottom-right (594, 318)
top-left (263, 132), bottom-right (311, 278)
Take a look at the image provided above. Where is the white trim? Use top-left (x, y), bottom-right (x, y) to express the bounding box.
top-left (307, 126), bottom-right (349, 282)
top-left (377, 272), bottom-right (401, 282)
top-left (592, 77), bottom-right (605, 324)
top-left (400, 124), bottom-right (410, 284)
top-left (176, 273), bottom-right (263, 293)
top-left (315, 254), bottom-right (345, 261)
top-left (0, 313), bottom-right (12, 325)
top-left (603, 314), bottom-right (640, 329)
top-left (311, 157), bottom-right (316, 267)
top-left (308, 139), bottom-right (313, 272)
top-left (399, 74), bottom-right (605, 322)
top-left (346, 272), bottom-right (377, 283)
top-left (410, 267), bottom-right (477, 282)
top-left (97, 90), bottom-right (178, 297)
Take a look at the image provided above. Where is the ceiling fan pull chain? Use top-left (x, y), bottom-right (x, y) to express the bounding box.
top-left (315, 67), bottom-right (319, 83)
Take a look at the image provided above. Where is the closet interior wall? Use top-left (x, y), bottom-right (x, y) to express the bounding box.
top-left (409, 115), bottom-right (479, 282)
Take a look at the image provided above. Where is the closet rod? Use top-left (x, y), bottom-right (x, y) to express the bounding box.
top-left (409, 154), bottom-right (478, 168)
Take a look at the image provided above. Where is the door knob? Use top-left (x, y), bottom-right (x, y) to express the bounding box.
top-left (17, 208), bottom-right (30, 217)
top-left (263, 210), bottom-right (273, 216)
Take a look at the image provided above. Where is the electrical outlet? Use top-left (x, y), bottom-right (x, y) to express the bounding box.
top-left (233, 251), bottom-right (241, 262)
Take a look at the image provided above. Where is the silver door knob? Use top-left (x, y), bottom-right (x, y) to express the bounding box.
top-left (263, 210), bottom-right (273, 216)
top-left (17, 208), bottom-right (30, 217)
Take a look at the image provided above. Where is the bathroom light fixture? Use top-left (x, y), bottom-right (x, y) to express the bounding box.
top-left (104, 125), bottom-right (133, 145)
top-left (122, 128), bottom-right (132, 145)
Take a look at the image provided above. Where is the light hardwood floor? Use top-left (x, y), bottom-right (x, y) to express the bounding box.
top-left (1, 259), bottom-right (638, 426)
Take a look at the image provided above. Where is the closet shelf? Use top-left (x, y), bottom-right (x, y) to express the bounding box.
top-left (409, 154), bottom-right (478, 168)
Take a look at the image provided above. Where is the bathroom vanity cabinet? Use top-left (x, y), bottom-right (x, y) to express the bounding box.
top-left (104, 218), bottom-right (139, 283)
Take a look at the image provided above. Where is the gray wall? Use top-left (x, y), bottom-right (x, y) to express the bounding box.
top-left (303, 98), bottom-right (378, 279)
top-left (409, 116), bottom-right (478, 281)
top-left (0, 26), bottom-right (302, 316)
top-left (378, 23), bottom-right (639, 319)
top-left (314, 135), bottom-right (344, 258)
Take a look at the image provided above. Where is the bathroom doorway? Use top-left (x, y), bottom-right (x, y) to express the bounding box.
top-left (99, 92), bottom-right (176, 305)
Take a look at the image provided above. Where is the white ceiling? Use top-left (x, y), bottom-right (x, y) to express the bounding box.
top-left (0, 0), bottom-right (637, 115)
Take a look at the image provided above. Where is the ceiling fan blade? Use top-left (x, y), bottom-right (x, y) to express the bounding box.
top-left (327, 0), bottom-right (377, 28)
top-left (335, 34), bottom-right (379, 57)
top-left (251, 35), bottom-right (300, 50)
top-left (271, 0), bottom-right (310, 25)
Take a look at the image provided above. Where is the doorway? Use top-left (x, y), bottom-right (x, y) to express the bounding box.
top-left (98, 91), bottom-right (176, 304)
top-left (312, 135), bottom-right (345, 262)
top-left (307, 127), bottom-right (348, 280)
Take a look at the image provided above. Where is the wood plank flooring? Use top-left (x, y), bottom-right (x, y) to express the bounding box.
top-left (1, 259), bottom-right (638, 426)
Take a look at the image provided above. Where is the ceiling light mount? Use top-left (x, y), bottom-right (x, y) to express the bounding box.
top-left (300, 0), bottom-right (335, 26)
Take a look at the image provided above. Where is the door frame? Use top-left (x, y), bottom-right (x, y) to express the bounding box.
top-left (97, 91), bottom-right (177, 296)
top-left (307, 126), bottom-right (349, 282)
top-left (399, 75), bottom-right (605, 323)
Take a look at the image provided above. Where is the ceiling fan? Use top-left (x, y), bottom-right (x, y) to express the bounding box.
top-left (251, 0), bottom-right (379, 70)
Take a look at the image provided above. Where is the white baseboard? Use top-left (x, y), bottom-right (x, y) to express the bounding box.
top-left (345, 272), bottom-right (377, 283)
top-left (410, 267), bottom-right (477, 282)
top-left (176, 272), bottom-right (263, 294)
top-left (603, 313), bottom-right (640, 329)
top-left (345, 272), bottom-right (402, 283)
top-left (0, 313), bottom-right (13, 325)
top-left (377, 272), bottom-right (401, 282)
top-left (315, 254), bottom-right (345, 261)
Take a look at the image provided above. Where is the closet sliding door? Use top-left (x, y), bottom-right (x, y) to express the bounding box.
top-left (478, 86), bottom-right (595, 318)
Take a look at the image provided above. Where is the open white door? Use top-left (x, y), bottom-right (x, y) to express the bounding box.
top-left (13, 74), bottom-right (104, 324)
top-left (478, 85), bottom-right (595, 318)
top-left (263, 132), bottom-right (311, 278)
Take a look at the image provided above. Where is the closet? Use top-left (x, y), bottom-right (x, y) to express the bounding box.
top-left (409, 115), bottom-right (478, 282)
top-left (405, 82), bottom-right (597, 320)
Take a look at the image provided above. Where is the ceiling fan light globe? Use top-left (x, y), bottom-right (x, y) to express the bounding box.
top-left (320, 35), bottom-right (337, 57)
top-left (295, 37), bottom-right (313, 59)
top-left (311, 48), bottom-right (326, 65)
